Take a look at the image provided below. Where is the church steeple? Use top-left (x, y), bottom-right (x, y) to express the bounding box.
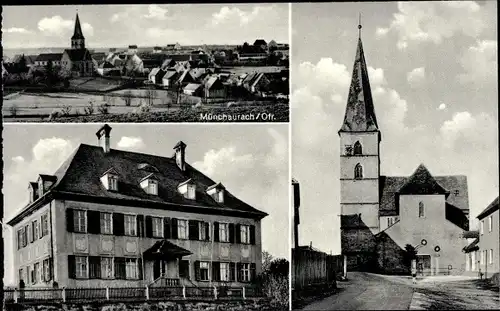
top-left (339, 19), bottom-right (379, 136)
top-left (71, 12), bottom-right (85, 49)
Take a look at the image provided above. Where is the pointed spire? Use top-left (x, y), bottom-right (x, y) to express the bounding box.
top-left (398, 164), bottom-right (450, 197)
top-left (72, 12), bottom-right (84, 40)
top-left (339, 20), bottom-right (379, 134)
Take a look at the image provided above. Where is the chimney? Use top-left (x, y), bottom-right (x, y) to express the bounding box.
top-left (96, 124), bottom-right (112, 153)
top-left (174, 141), bottom-right (187, 171)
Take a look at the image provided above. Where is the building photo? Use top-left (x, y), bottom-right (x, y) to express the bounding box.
top-left (2, 123), bottom-right (290, 310)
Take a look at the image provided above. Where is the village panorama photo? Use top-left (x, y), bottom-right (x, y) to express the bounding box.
top-left (2, 4), bottom-right (290, 123)
top-left (1, 123), bottom-right (290, 310)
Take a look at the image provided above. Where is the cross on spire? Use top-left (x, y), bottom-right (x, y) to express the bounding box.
top-left (358, 13), bottom-right (362, 38)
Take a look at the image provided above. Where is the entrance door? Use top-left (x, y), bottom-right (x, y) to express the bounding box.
top-left (154, 260), bottom-right (161, 279)
top-left (417, 255), bottom-right (431, 275)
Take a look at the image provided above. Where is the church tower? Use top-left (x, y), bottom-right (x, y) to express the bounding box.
top-left (71, 13), bottom-right (85, 49)
top-left (339, 22), bottom-right (381, 271)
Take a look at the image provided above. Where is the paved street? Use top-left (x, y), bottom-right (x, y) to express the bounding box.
top-left (299, 272), bottom-right (499, 310)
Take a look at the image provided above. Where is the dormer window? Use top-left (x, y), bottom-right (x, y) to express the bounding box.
top-left (207, 183), bottom-right (225, 203)
top-left (101, 168), bottom-right (119, 191)
top-left (140, 174), bottom-right (159, 196)
top-left (353, 141), bottom-right (362, 155)
top-left (178, 179), bottom-right (196, 200)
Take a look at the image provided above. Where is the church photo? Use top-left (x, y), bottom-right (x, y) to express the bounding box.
top-left (291, 1), bottom-right (498, 310)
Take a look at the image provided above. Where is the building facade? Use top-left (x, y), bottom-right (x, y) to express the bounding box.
top-left (464, 197), bottom-right (499, 278)
top-left (61, 13), bottom-right (94, 77)
top-left (8, 125), bottom-right (267, 288)
top-left (339, 32), bottom-right (469, 275)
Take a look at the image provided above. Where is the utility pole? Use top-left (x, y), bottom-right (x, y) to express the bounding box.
top-left (291, 178), bottom-right (300, 250)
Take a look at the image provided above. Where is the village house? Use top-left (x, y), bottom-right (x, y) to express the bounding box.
top-left (34, 54), bottom-right (63, 67)
top-left (463, 197), bottom-right (499, 279)
top-left (148, 68), bottom-right (166, 85)
top-left (203, 76), bottom-right (227, 98)
top-left (128, 45), bottom-right (138, 55)
top-left (183, 83), bottom-right (203, 96)
top-left (60, 13), bottom-right (94, 77)
top-left (8, 124), bottom-right (267, 288)
top-left (253, 39), bottom-right (268, 52)
top-left (339, 33), bottom-right (469, 276)
top-left (242, 72), bottom-right (270, 95)
top-left (161, 71), bottom-right (179, 88)
top-left (153, 46), bottom-right (163, 54)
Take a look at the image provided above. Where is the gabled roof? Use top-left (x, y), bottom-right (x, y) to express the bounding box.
top-left (163, 70), bottom-right (177, 80)
top-left (477, 196), bottom-right (499, 220)
top-left (35, 53), bottom-right (63, 62)
top-left (102, 167), bottom-right (119, 177)
top-left (71, 13), bottom-right (85, 40)
top-left (7, 143), bottom-right (267, 226)
top-left (139, 173), bottom-right (159, 183)
top-left (463, 238), bottom-right (479, 253)
top-left (253, 39), bottom-right (267, 46)
top-left (398, 164), bottom-right (450, 196)
top-left (144, 240), bottom-right (192, 259)
top-left (184, 83), bottom-right (202, 92)
top-left (64, 49), bottom-right (92, 62)
top-left (339, 37), bottom-right (379, 133)
top-left (38, 174), bottom-right (58, 182)
top-left (207, 182), bottom-right (225, 191)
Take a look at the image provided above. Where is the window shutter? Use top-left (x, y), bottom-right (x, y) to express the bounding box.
top-left (87, 211), bottom-right (100, 234)
top-left (189, 220), bottom-right (198, 240)
top-left (214, 222), bottom-right (220, 242)
top-left (66, 208), bottom-right (74, 232)
top-left (229, 262), bottom-right (236, 281)
top-left (237, 263), bottom-right (242, 282)
top-left (250, 263), bottom-right (256, 281)
top-left (235, 224), bottom-right (241, 244)
top-left (145, 216), bottom-right (153, 238)
top-left (194, 261), bottom-right (201, 281)
top-left (113, 213), bottom-right (124, 236)
top-left (114, 257), bottom-right (126, 279)
top-left (137, 215), bottom-right (145, 237)
top-left (212, 262), bottom-right (220, 281)
top-left (228, 224), bottom-right (235, 243)
top-left (250, 225), bottom-right (256, 245)
top-left (205, 222), bottom-right (210, 241)
top-left (138, 258), bottom-right (143, 280)
top-left (89, 256), bottom-right (101, 279)
top-left (164, 218), bottom-right (171, 239)
top-left (171, 218), bottom-right (178, 239)
top-left (68, 255), bottom-right (76, 279)
top-left (48, 258), bottom-right (53, 281)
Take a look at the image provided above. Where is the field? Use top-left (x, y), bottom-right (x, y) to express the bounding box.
top-left (2, 91), bottom-right (288, 122)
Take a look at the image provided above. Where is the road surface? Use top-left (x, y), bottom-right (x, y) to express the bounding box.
top-left (301, 272), bottom-right (414, 310)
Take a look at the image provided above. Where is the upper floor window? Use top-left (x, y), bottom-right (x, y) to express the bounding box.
top-left (178, 219), bottom-right (188, 239)
top-left (240, 225), bottom-right (250, 244)
top-left (100, 213), bottom-right (113, 235)
top-left (354, 163), bottom-right (363, 179)
top-left (488, 215), bottom-right (492, 232)
top-left (41, 213), bottom-right (49, 237)
top-left (219, 223), bottom-right (229, 242)
top-left (178, 179), bottom-right (196, 200)
top-left (418, 202), bottom-right (425, 218)
top-left (387, 217), bottom-right (394, 227)
top-left (353, 141), bottom-right (362, 155)
top-left (73, 210), bottom-right (87, 233)
top-left (480, 220), bottom-right (484, 235)
top-left (124, 215), bottom-right (137, 236)
top-left (33, 220), bottom-right (39, 241)
top-left (199, 222), bottom-right (210, 241)
top-left (152, 217), bottom-right (164, 238)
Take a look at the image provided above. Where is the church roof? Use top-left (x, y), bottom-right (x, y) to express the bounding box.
top-left (71, 13), bottom-right (85, 40)
top-left (379, 170), bottom-right (468, 217)
top-left (398, 164), bottom-right (450, 196)
top-left (339, 37), bottom-right (379, 133)
top-left (64, 49), bottom-right (92, 62)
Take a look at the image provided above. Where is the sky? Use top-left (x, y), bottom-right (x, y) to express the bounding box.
top-left (2, 4), bottom-right (289, 49)
top-left (292, 1), bottom-right (498, 255)
top-left (2, 124), bottom-right (289, 285)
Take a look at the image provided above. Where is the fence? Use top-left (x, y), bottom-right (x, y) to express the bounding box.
top-left (292, 248), bottom-right (344, 290)
top-left (3, 285), bottom-right (262, 304)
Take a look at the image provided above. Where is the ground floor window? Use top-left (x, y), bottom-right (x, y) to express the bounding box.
top-left (42, 258), bottom-right (52, 282)
top-left (101, 257), bottom-right (114, 279)
top-left (199, 262), bottom-right (209, 281)
top-left (76, 256), bottom-right (88, 279)
top-left (241, 263), bottom-right (250, 282)
top-left (489, 249), bottom-right (493, 264)
top-left (125, 258), bottom-right (138, 279)
top-left (220, 262), bottom-right (230, 281)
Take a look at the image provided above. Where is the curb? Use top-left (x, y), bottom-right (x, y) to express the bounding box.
top-left (408, 291), bottom-right (429, 310)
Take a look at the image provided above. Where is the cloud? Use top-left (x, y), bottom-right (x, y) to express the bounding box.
top-left (145, 28), bottom-right (184, 39)
top-left (193, 147), bottom-right (254, 177)
top-left (440, 111), bottom-right (497, 150)
top-left (458, 40), bottom-right (498, 85)
top-left (407, 67), bottom-right (426, 87)
top-left (378, 2), bottom-right (488, 49)
top-left (116, 136), bottom-right (145, 151)
top-left (438, 103), bottom-right (446, 110)
top-left (38, 15), bottom-right (94, 36)
top-left (12, 156), bottom-right (25, 164)
top-left (143, 4), bottom-right (169, 20)
top-left (211, 5), bottom-right (276, 27)
top-left (4, 27), bottom-right (33, 34)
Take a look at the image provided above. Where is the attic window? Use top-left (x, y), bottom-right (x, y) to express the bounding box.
top-left (178, 179), bottom-right (196, 200)
top-left (207, 183), bottom-right (225, 203)
top-left (140, 174), bottom-right (159, 196)
top-left (101, 168), bottom-right (119, 191)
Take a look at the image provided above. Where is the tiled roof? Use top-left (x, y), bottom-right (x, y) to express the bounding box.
top-left (17, 143), bottom-right (266, 219)
top-left (445, 202), bottom-right (469, 230)
top-left (463, 238), bottom-right (479, 253)
top-left (184, 83), bottom-right (202, 92)
top-left (339, 38), bottom-right (379, 133)
top-left (204, 76), bottom-right (220, 89)
top-left (35, 53), bottom-right (63, 62)
top-left (144, 240), bottom-right (192, 259)
top-left (163, 71), bottom-right (177, 80)
top-left (379, 171), bottom-right (468, 216)
top-left (398, 164), bottom-right (450, 196)
top-left (64, 49), bottom-right (92, 62)
top-left (476, 196), bottom-right (499, 220)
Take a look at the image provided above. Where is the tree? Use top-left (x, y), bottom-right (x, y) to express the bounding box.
top-left (262, 251), bottom-right (274, 273)
top-left (269, 258), bottom-right (289, 277)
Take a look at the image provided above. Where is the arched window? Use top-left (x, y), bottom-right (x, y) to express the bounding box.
top-left (353, 141), bottom-right (363, 155)
top-left (354, 163), bottom-right (363, 179)
top-left (418, 201), bottom-right (425, 218)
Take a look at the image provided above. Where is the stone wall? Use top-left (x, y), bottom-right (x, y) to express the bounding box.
top-left (6, 298), bottom-right (275, 311)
